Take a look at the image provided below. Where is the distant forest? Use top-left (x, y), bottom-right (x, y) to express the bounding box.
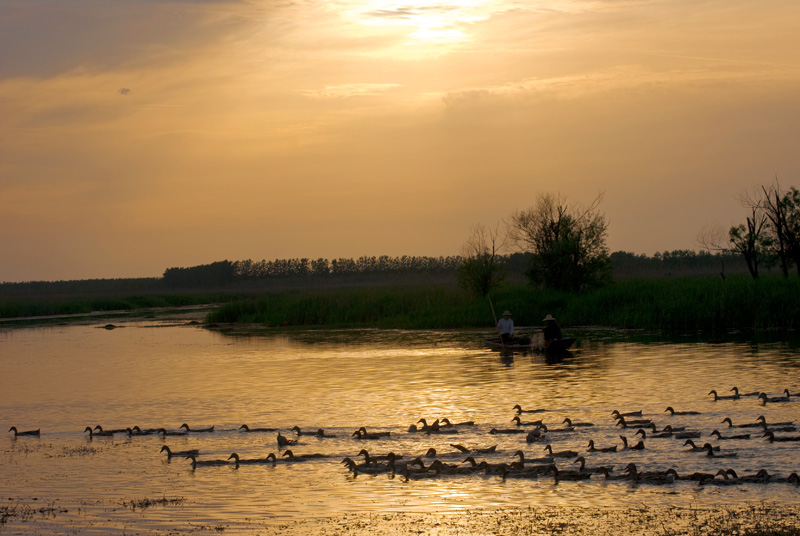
top-left (0, 250), bottom-right (767, 298)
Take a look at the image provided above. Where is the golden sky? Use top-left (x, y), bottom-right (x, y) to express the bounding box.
top-left (2, 0), bottom-right (800, 282)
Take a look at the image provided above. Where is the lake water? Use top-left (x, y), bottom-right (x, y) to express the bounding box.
top-left (2, 321), bottom-right (799, 535)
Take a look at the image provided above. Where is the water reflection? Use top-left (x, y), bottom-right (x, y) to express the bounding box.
top-left (2, 323), bottom-right (800, 534)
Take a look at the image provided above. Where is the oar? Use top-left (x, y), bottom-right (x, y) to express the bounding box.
top-left (488, 296), bottom-right (506, 351)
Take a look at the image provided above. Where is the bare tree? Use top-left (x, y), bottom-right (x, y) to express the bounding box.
top-left (508, 192), bottom-right (610, 291)
top-left (457, 222), bottom-right (507, 297)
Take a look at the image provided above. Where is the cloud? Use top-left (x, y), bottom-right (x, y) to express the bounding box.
top-left (301, 83), bottom-right (401, 100)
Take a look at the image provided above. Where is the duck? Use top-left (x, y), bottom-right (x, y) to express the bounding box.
top-left (619, 436), bottom-right (645, 450)
top-left (762, 430), bottom-right (800, 442)
top-left (684, 439), bottom-right (719, 452)
top-left (440, 418), bottom-right (475, 427)
top-left (8, 426), bottom-right (40, 437)
top-left (758, 423), bottom-right (797, 433)
top-left (127, 426), bottom-right (161, 435)
top-left (179, 423), bottom-right (215, 433)
top-left (614, 416), bottom-right (652, 429)
top-left (599, 466), bottom-right (633, 481)
top-left (239, 424), bottom-right (277, 433)
top-left (160, 445), bottom-right (200, 458)
top-left (513, 404), bottom-right (547, 414)
top-left (573, 456), bottom-right (612, 475)
top-left (587, 439), bottom-right (617, 452)
top-left (185, 454), bottom-right (231, 467)
top-left (314, 428), bottom-right (337, 438)
top-left (512, 416), bottom-right (543, 427)
top-left (156, 428), bottom-right (187, 437)
top-left (449, 443), bottom-right (497, 454)
top-left (357, 449), bottom-right (403, 465)
top-left (415, 419), bottom-right (440, 432)
top-left (757, 390), bottom-right (791, 404)
top-left (543, 444), bottom-right (578, 458)
top-left (291, 426), bottom-right (311, 436)
top-left (562, 417), bottom-right (594, 427)
top-left (624, 463), bottom-right (679, 484)
top-left (227, 452), bottom-right (277, 465)
top-left (93, 425), bottom-right (127, 435)
top-left (489, 427), bottom-right (527, 435)
top-left (611, 409), bottom-right (643, 418)
top-left (512, 449), bottom-right (554, 466)
top-left (722, 468), bottom-right (772, 483)
top-left (551, 465), bottom-right (592, 482)
top-left (84, 425), bottom-right (113, 437)
top-left (526, 428), bottom-right (545, 443)
top-left (703, 443), bottom-right (737, 458)
top-left (352, 427), bottom-right (391, 440)
top-left (277, 432), bottom-right (298, 447)
top-left (720, 417), bottom-right (761, 428)
top-left (341, 456), bottom-right (392, 475)
top-left (708, 389), bottom-right (740, 401)
top-left (281, 449), bottom-right (328, 461)
top-left (635, 428), bottom-right (672, 439)
top-left (538, 423), bottom-right (575, 434)
top-left (730, 386), bottom-right (761, 397)
top-left (664, 406), bottom-right (701, 416)
top-left (783, 473), bottom-right (800, 486)
top-left (709, 429), bottom-right (751, 440)
top-left (755, 415), bottom-right (795, 427)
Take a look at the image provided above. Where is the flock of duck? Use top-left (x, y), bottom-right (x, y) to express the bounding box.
top-left (9, 386), bottom-right (800, 487)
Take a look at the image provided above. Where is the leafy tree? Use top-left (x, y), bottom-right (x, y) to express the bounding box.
top-left (457, 223), bottom-right (506, 297)
top-left (508, 193), bottom-right (611, 291)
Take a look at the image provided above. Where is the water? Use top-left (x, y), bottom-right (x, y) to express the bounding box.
top-left (1, 321), bottom-right (799, 534)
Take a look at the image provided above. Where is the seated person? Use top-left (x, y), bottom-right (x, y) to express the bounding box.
top-left (497, 310), bottom-right (514, 343)
top-left (542, 314), bottom-right (562, 345)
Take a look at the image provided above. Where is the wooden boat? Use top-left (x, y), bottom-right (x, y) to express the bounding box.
top-left (483, 334), bottom-right (575, 354)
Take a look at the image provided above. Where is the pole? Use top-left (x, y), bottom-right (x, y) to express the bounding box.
top-left (488, 295), bottom-right (506, 350)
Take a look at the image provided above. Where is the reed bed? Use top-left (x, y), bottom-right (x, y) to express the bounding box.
top-left (207, 275), bottom-right (800, 334)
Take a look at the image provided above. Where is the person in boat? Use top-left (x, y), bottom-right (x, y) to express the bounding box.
top-left (497, 310), bottom-right (514, 343)
top-left (542, 314), bottom-right (562, 347)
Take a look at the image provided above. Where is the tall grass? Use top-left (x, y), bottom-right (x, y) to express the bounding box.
top-left (206, 275), bottom-right (800, 333)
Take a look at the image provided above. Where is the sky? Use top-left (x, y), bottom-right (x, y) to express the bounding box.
top-left (2, 0), bottom-right (800, 282)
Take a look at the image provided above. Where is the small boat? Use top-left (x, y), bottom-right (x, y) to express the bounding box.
top-left (483, 334), bottom-right (575, 354)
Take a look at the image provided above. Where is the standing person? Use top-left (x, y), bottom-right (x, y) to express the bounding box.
top-left (542, 314), bottom-right (562, 346)
top-left (498, 310), bottom-right (514, 343)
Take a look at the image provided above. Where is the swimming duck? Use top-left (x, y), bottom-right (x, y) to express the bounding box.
top-left (179, 423), bottom-right (215, 433)
top-left (357, 449), bottom-right (403, 465)
top-left (755, 415), bottom-right (795, 427)
top-left (8, 426), bottom-right (40, 437)
top-left (619, 436), bottom-right (645, 450)
top-left (415, 419), bottom-right (440, 432)
top-left (512, 416), bottom-right (543, 427)
top-left (587, 439), bottom-right (617, 452)
top-left (720, 417), bottom-right (761, 428)
top-left (624, 463), bottom-right (679, 484)
top-left (703, 443), bottom-right (737, 458)
top-left (635, 428), bottom-right (672, 439)
top-left (156, 428), bottom-right (187, 437)
top-left (314, 428), bottom-right (337, 438)
top-left (352, 427), bottom-right (391, 440)
top-left (525, 428), bottom-right (544, 443)
top-left (513, 404), bottom-right (546, 414)
top-left (227, 452), bottom-right (276, 465)
top-left (341, 456), bottom-right (392, 475)
top-left (489, 427), bottom-right (527, 435)
top-left (512, 449), bottom-right (554, 466)
top-left (722, 468), bottom-right (772, 483)
top-left (128, 426), bottom-right (161, 435)
top-left (449, 443), bottom-right (497, 454)
top-left (684, 439), bottom-right (718, 452)
top-left (277, 432), bottom-right (298, 447)
top-left (161, 445), bottom-right (200, 458)
top-left (664, 406), bottom-right (701, 416)
top-left (708, 389), bottom-right (740, 401)
top-left (239, 424), bottom-right (277, 433)
top-left (93, 425), bottom-right (127, 435)
top-left (762, 430), bottom-right (800, 442)
top-left (573, 456), bottom-right (612, 475)
top-left (730, 386), bottom-right (760, 397)
top-left (538, 423), bottom-right (575, 434)
top-left (186, 454), bottom-right (231, 468)
top-left (551, 465), bottom-right (591, 482)
top-left (543, 444), bottom-right (578, 458)
top-left (757, 391), bottom-right (791, 404)
top-left (709, 429), bottom-right (751, 440)
top-left (440, 418), bottom-right (475, 427)
top-left (84, 425), bottom-right (113, 437)
top-left (614, 416), bottom-right (652, 429)
top-left (281, 449), bottom-right (328, 461)
top-left (562, 417), bottom-right (594, 427)
top-left (611, 409), bottom-right (643, 418)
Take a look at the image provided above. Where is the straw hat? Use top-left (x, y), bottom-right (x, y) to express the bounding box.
top-left (542, 314), bottom-right (556, 322)
top-left (502, 310), bottom-right (512, 316)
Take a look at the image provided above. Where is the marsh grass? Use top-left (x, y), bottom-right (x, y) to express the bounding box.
top-left (206, 275), bottom-right (800, 334)
top-left (120, 497), bottom-right (185, 510)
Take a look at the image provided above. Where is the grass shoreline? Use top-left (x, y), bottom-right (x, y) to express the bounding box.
top-left (2, 275), bottom-right (800, 335)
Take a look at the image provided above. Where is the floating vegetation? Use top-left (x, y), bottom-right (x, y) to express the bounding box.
top-left (1, 501), bottom-right (67, 525)
top-left (120, 496), bottom-right (185, 510)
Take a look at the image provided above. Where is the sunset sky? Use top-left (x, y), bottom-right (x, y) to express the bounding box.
top-left (2, 0), bottom-right (800, 282)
